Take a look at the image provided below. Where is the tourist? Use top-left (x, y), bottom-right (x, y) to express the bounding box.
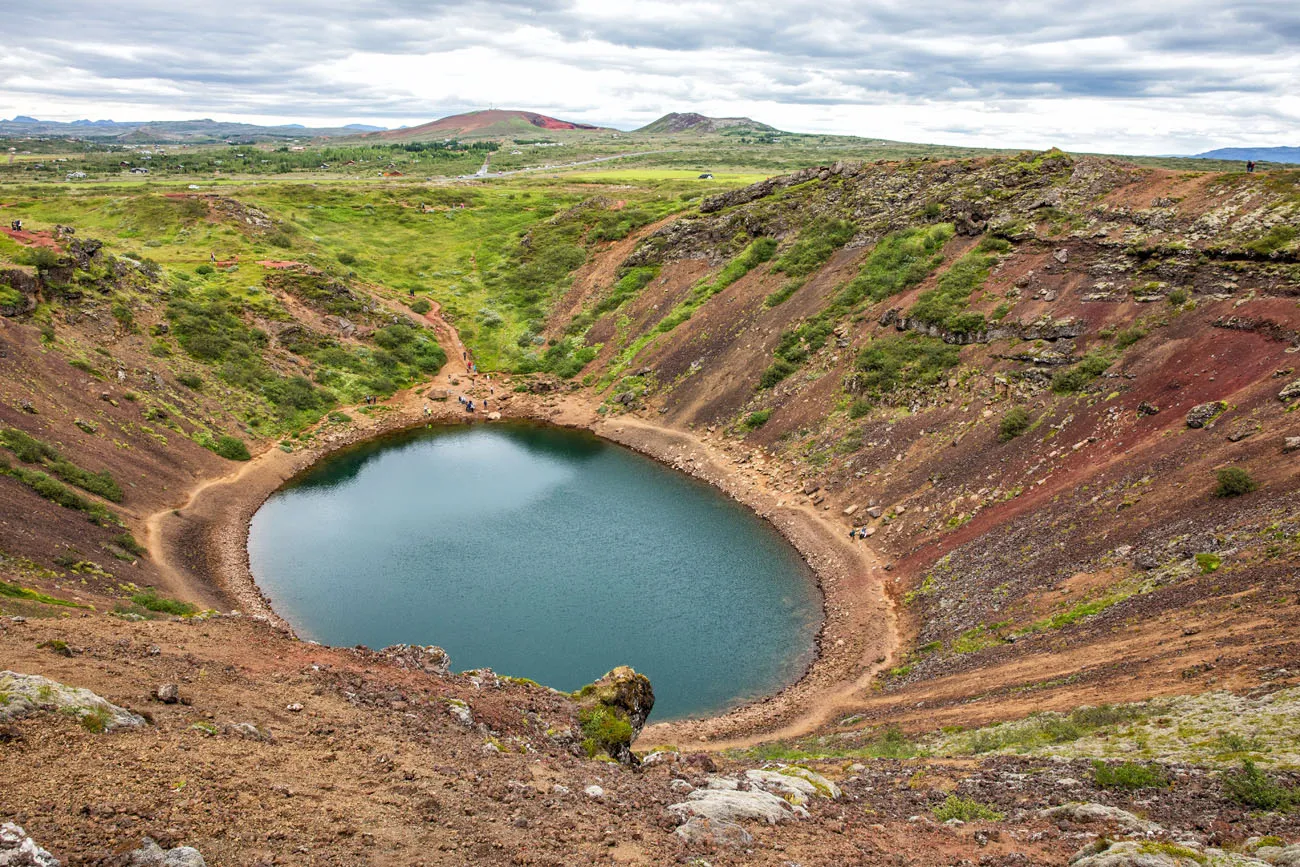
top-left (1247, 160), bottom-right (1256, 173)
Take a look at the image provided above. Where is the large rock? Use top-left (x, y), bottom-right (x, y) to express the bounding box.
top-left (574, 666), bottom-right (654, 765)
top-left (0, 671), bottom-right (145, 731)
top-left (126, 839), bottom-right (207, 867)
top-left (674, 816), bottom-right (754, 847)
top-left (0, 823), bottom-right (60, 867)
top-left (668, 787), bottom-right (807, 825)
top-left (1278, 380), bottom-right (1300, 402)
top-left (1070, 840), bottom-right (1270, 867)
top-left (1185, 401), bottom-right (1227, 429)
top-left (743, 766), bottom-right (842, 806)
top-left (381, 644), bottom-right (451, 676)
top-left (1041, 802), bottom-right (1162, 834)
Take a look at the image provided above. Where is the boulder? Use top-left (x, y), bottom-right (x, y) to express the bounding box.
top-left (381, 644), bottom-right (451, 676)
top-left (126, 838), bottom-right (207, 867)
top-left (675, 816), bottom-right (754, 847)
top-left (1285, 437), bottom-right (1300, 454)
top-left (0, 671), bottom-right (145, 731)
top-left (1069, 840), bottom-right (1269, 867)
top-left (574, 666), bottom-right (654, 765)
top-left (743, 765), bottom-right (842, 805)
top-left (1278, 380), bottom-right (1300, 402)
top-left (669, 787), bottom-right (807, 826)
top-left (1040, 802), bottom-right (1162, 834)
top-left (1137, 402), bottom-right (1160, 416)
top-left (0, 822), bottom-right (60, 867)
top-left (1185, 401), bottom-right (1227, 429)
top-left (156, 683), bottom-right (180, 704)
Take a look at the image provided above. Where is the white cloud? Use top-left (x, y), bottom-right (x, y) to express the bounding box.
top-left (0, 0), bottom-right (1297, 153)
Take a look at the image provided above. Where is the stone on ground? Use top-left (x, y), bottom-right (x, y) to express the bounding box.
top-left (0, 671), bottom-right (145, 731)
top-left (0, 822), bottom-right (60, 867)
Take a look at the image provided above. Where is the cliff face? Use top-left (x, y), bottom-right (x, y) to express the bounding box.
top-left (554, 152), bottom-right (1300, 727)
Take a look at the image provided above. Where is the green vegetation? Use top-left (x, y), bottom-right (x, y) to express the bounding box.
top-left (567, 266), bottom-right (659, 336)
top-left (738, 724), bottom-right (918, 762)
top-left (851, 334), bottom-right (962, 398)
top-left (577, 705), bottom-right (634, 759)
top-left (772, 219), bottom-right (857, 277)
top-left (1222, 760), bottom-right (1297, 810)
top-left (1215, 466), bottom-right (1258, 497)
top-left (409, 298), bottom-right (431, 315)
top-left (906, 237), bottom-right (1008, 335)
top-left (79, 705), bottom-right (113, 734)
top-left (1244, 225), bottom-right (1298, 257)
top-left (1092, 760), bottom-right (1168, 789)
top-left (758, 224), bottom-right (954, 389)
top-left (957, 704), bottom-right (1145, 755)
top-left (0, 428), bottom-right (123, 501)
top-left (1195, 552), bottom-right (1222, 574)
top-left (763, 278), bottom-right (805, 308)
top-left (998, 407), bottom-right (1031, 442)
top-left (0, 578), bottom-right (85, 608)
top-left (742, 409), bottom-right (772, 430)
top-left (209, 435), bottom-right (252, 462)
top-left (0, 462), bottom-right (118, 525)
top-left (130, 589), bottom-right (198, 617)
top-left (933, 795), bottom-right (1004, 822)
top-left (1051, 352), bottom-right (1114, 394)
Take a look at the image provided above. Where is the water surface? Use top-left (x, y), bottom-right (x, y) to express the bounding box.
top-left (248, 422), bottom-right (819, 719)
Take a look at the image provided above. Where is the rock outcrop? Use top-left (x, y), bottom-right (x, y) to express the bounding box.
top-left (573, 666), bottom-right (654, 764)
top-left (0, 671), bottom-right (145, 731)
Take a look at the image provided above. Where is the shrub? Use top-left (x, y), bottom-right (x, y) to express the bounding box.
top-left (1215, 466), bottom-right (1258, 497)
top-left (933, 795), bottom-right (1004, 822)
top-left (742, 409), bottom-right (772, 430)
top-left (772, 219), bottom-right (857, 277)
top-left (1167, 288), bottom-right (1189, 307)
top-left (998, 407), bottom-right (1031, 442)
top-left (337, 252), bottom-right (357, 266)
top-left (176, 372), bottom-right (203, 390)
top-left (130, 590), bottom-right (197, 617)
top-left (1222, 759), bottom-right (1297, 810)
top-left (1051, 352), bottom-right (1113, 394)
top-left (577, 706), bottom-right (634, 759)
top-left (112, 533), bottom-right (147, 557)
top-left (210, 435), bottom-right (251, 461)
top-left (1093, 760), bottom-right (1168, 790)
top-left (409, 298), bottom-right (431, 315)
top-left (852, 334), bottom-right (961, 397)
top-left (0, 428), bottom-right (59, 463)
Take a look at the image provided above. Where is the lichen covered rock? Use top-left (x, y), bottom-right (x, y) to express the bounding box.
top-left (573, 665), bottom-right (653, 764)
top-left (0, 670), bottom-right (145, 732)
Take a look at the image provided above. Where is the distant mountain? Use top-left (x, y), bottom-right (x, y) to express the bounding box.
top-left (370, 109), bottom-right (610, 142)
top-left (635, 112), bottom-right (778, 135)
top-left (0, 117), bottom-right (382, 143)
top-left (1191, 146), bottom-right (1300, 164)
top-left (344, 123), bottom-right (386, 132)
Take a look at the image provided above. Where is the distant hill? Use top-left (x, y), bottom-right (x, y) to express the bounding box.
top-left (635, 112), bottom-right (778, 135)
top-left (1191, 146), bottom-right (1300, 164)
top-left (0, 117), bottom-right (385, 143)
top-left (372, 110), bottom-right (610, 142)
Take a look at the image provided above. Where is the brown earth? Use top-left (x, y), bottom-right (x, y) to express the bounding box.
top-left (3, 154), bottom-right (1300, 864)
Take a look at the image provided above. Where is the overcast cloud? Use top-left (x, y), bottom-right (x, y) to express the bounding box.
top-left (2, 0), bottom-right (1297, 153)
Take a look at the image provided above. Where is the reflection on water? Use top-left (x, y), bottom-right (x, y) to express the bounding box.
top-left (250, 422), bottom-right (820, 720)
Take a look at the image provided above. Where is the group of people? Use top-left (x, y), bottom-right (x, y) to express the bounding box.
top-left (848, 527), bottom-right (871, 540)
top-left (457, 394), bottom-right (488, 413)
top-left (8, 219), bottom-right (21, 232)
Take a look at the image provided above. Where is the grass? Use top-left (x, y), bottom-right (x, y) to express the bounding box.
top-left (956, 704), bottom-right (1145, 755)
top-left (933, 795), bottom-right (1004, 822)
top-left (130, 590), bottom-right (198, 617)
top-left (0, 578), bottom-right (85, 608)
top-left (1, 463), bottom-right (118, 525)
top-left (1092, 760), bottom-right (1169, 789)
top-left (772, 219), bottom-right (857, 277)
top-left (906, 237), bottom-right (1008, 335)
top-left (0, 428), bottom-right (123, 501)
top-left (209, 435), bottom-right (252, 462)
top-left (851, 334), bottom-right (962, 397)
top-left (742, 409), bottom-right (772, 430)
top-left (1051, 352), bottom-right (1114, 394)
top-left (577, 705), bottom-right (634, 759)
top-left (758, 224), bottom-right (953, 389)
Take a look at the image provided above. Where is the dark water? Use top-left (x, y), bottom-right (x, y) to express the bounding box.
top-left (248, 422), bottom-right (820, 720)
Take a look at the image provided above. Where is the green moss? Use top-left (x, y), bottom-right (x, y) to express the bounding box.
top-left (577, 705), bottom-right (634, 759)
top-left (0, 578), bottom-right (87, 608)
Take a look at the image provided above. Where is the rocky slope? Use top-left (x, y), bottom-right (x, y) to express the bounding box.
top-left (2, 151), bottom-right (1300, 863)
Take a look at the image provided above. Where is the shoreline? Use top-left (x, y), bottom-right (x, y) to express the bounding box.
top-left (147, 379), bottom-right (898, 749)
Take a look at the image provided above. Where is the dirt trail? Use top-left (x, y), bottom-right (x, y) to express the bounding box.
top-left (144, 298), bottom-right (899, 750)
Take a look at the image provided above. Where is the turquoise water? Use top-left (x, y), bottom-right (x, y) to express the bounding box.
top-left (247, 422), bottom-right (820, 720)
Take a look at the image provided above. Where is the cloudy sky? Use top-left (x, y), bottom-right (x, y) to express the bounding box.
top-left (3, 0), bottom-right (1297, 154)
